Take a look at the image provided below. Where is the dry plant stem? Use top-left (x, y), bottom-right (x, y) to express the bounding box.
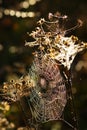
top-left (60, 118), bottom-right (75, 129)
top-left (67, 74), bottom-right (79, 130)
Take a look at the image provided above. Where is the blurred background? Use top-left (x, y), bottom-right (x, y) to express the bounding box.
top-left (0, 0), bottom-right (87, 130)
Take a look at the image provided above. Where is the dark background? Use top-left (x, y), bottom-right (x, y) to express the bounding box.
top-left (0, 0), bottom-right (87, 130)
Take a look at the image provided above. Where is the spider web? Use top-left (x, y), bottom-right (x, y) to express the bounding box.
top-left (17, 54), bottom-right (77, 130)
